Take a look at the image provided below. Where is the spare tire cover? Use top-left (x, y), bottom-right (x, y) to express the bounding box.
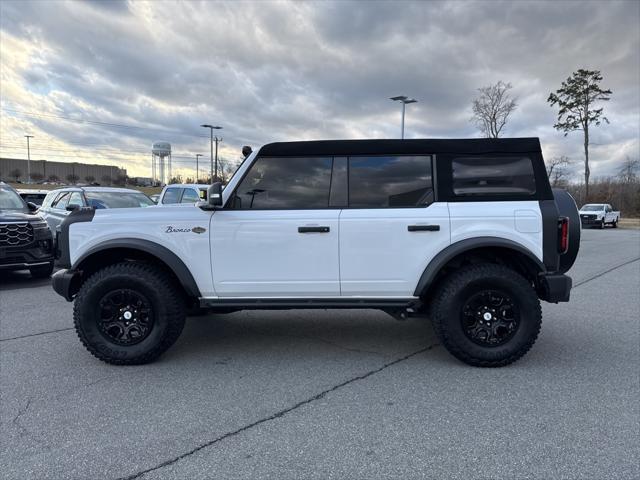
top-left (553, 189), bottom-right (581, 273)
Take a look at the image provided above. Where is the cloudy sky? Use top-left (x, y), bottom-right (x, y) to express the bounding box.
top-left (1, 0), bottom-right (638, 180)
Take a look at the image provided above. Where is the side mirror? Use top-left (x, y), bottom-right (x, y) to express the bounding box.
top-left (27, 202), bottom-right (38, 212)
top-left (208, 182), bottom-right (223, 206)
top-left (198, 182), bottom-right (224, 211)
top-left (66, 204), bottom-right (81, 212)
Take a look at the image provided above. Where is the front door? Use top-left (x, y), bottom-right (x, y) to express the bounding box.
top-left (210, 156), bottom-right (340, 297)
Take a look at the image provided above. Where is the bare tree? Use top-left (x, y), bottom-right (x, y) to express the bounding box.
top-left (471, 81), bottom-right (518, 138)
top-left (30, 172), bottom-right (44, 183)
top-left (548, 69), bottom-right (612, 198)
top-left (85, 175), bottom-right (95, 184)
top-left (48, 174), bottom-right (60, 183)
top-left (9, 169), bottom-right (22, 182)
top-left (66, 173), bottom-right (80, 185)
top-left (618, 157), bottom-right (639, 184)
top-left (545, 156), bottom-right (573, 186)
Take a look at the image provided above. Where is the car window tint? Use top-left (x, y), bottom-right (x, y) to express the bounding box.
top-left (162, 188), bottom-right (182, 204)
top-left (52, 192), bottom-right (71, 210)
top-left (68, 192), bottom-right (83, 208)
top-left (85, 192), bottom-right (154, 208)
top-left (231, 157), bottom-right (332, 209)
top-left (348, 156), bottom-right (433, 208)
top-left (41, 191), bottom-right (57, 209)
top-left (452, 156), bottom-right (536, 195)
top-left (181, 188), bottom-right (200, 203)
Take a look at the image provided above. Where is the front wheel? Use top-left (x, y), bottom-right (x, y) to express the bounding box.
top-left (612, 219), bottom-right (618, 228)
top-left (74, 262), bottom-right (186, 365)
top-left (430, 264), bottom-right (541, 367)
top-left (599, 219), bottom-right (605, 229)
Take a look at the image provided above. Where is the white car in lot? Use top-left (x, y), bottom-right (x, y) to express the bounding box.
top-left (52, 138), bottom-right (580, 368)
top-left (579, 203), bottom-right (620, 229)
top-left (156, 184), bottom-right (209, 206)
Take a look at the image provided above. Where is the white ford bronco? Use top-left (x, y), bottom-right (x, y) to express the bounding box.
top-left (52, 138), bottom-right (580, 367)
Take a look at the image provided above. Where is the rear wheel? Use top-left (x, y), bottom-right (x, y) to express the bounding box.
top-left (431, 264), bottom-right (541, 367)
top-left (74, 262), bottom-right (186, 365)
top-left (30, 262), bottom-right (54, 279)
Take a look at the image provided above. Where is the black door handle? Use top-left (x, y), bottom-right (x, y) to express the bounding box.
top-left (298, 226), bottom-right (330, 233)
top-left (408, 225), bottom-right (440, 232)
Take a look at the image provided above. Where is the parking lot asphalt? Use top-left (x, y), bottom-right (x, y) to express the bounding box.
top-left (1, 228), bottom-right (639, 480)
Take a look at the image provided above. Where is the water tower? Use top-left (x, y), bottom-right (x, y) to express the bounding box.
top-left (151, 142), bottom-right (172, 186)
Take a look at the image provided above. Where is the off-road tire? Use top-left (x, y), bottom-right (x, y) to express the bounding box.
top-left (30, 261), bottom-right (54, 279)
top-left (431, 263), bottom-right (541, 367)
top-left (74, 262), bottom-right (186, 365)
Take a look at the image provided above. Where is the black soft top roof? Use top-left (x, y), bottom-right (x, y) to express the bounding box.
top-left (259, 138), bottom-right (542, 157)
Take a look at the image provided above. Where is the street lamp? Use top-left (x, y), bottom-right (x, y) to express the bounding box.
top-left (200, 124), bottom-right (222, 182)
top-left (390, 96), bottom-right (417, 139)
top-left (25, 135), bottom-right (34, 183)
top-left (195, 154), bottom-right (203, 182)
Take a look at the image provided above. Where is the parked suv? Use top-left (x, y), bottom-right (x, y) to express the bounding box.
top-left (39, 186), bottom-right (154, 233)
top-left (0, 182), bottom-right (54, 278)
top-left (52, 138), bottom-right (580, 367)
top-left (157, 184), bottom-right (209, 206)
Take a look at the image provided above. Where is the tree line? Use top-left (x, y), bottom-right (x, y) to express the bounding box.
top-left (470, 69), bottom-right (638, 215)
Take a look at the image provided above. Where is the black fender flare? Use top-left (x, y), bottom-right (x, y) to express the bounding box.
top-left (73, 238), bottom-right (201, 298)
top-left (413, 237), bottom-right (546, 297)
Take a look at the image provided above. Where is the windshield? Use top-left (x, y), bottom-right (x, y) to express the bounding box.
top-left (20, 193), bottom-right (47, 206)
top-left (0, 185), bottom-right (27, 211)
top-left (581, 204), bottom-right (604, 211)
top-left (85, 191), bottom-right (155, 209)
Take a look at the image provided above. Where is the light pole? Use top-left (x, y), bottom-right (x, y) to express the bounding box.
top-left (390, 96), bottom-right (417, 139)
top-left (25, 135), bottom-right (33, 183)
top-left (200, 124), bottom-right (222, 182)
top-left (195, 154), bottom-right (203, 182)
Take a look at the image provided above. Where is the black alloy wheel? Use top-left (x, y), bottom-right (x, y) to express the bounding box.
top-left (461, 290), bottom-right (520, 346)
top-left (98, 289), bottom-right (154, 345)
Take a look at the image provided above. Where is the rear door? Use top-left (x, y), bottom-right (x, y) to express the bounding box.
top-left (210, 156), bottom-right (341, 297)
top-left (339, 155), bottom-right (450, 297)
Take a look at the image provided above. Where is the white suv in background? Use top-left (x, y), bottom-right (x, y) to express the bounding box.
top-left (157, 184), bottom-right (209, 206)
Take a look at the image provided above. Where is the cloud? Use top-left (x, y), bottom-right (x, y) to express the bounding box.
top-left (0, 0), bottom-right (638, 179)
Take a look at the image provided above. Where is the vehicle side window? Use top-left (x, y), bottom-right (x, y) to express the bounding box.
top-left (162, 188), bottom-right (182, 204)
top-left (52, 192), bottom-right (71, 210)
top-left (41, 192), bottom-right (57, 209)
top-left (68, 192), bottom-right (83, 208)
top-left (452, 156), bottom-right (536, 196)
top-left (348, 155), bottom-right (433, 208)
top-left (180, 188), bottom-right (200, 203)
top-left (230, 157), bottom-right (333, 209)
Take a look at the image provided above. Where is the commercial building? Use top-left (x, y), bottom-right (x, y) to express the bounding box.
top-left (0, 158), bottom-right (127, 184)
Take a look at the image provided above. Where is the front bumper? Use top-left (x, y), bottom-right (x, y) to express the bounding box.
top-left (0, 240), bottom-right (54, 271)
top-left (52, 269), bottom-right (82, 301)
top-left (539, 273), bottom-right (572, 303)
top-left (580, 215), bottom-right (602, 225)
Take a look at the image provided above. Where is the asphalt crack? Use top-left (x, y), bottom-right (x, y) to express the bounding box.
top-left (0, 327), bottom-right (74, 343)
top-left (117, 342), bottom-right (440, 480)
top-left (11, 397), bottom-right (36, 442)
top-left (573, 257), bottom-right (640, 288)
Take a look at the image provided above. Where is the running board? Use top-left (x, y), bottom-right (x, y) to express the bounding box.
top-left (199, 297), bottom-right (417, 310)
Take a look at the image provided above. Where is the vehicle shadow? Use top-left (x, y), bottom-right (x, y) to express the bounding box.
top-left (0, 270), bottom-right (53, 291)
top-left (164, 309), bottom-right (438, 363)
